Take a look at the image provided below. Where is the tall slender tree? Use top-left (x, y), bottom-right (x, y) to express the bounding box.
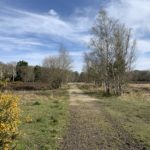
top-left (85, 10), bottom-right (136, 95)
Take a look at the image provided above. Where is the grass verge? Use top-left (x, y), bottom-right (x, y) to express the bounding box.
top-left (15, 87), bottom-right (69, 150)
top-left (78, 84), bottom-right (150, 149)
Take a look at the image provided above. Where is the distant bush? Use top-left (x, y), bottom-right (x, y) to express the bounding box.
top-left (51, 78), bottom-right (62, 89)
top-left (6, 82), bottom-right (52, 91)
top-left (33, 101), bottom-right (41, 106)
top-left (0, 80), bottom-right (8, 92)
top-left (0, 93), bottom-right (20, 149)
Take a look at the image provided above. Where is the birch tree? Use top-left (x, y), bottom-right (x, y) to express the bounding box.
top-left (86, 10), bottom-right (136, 95)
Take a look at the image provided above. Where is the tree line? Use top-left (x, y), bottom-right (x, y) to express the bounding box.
top-left (130, 70), bottom-right (150, 82)
top-left (0, 46), bottom-right (77, 89)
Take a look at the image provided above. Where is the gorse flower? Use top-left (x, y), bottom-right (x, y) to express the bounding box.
top-left (0, 93), bottom-right (20, 150)
top-left (25, 115), bottom-right (33, 123)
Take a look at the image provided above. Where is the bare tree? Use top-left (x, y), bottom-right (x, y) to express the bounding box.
top-left (58, 45), bottom-right (72, 71)
top-left (111, 24), bottom-right (136, 95)
top-left (58, 46), bottom-right (72, 83)
top-left (43, 56), bottom-right (60, 69)
top-left (42, 45), bottom-right (72, 87)
top-left (84, 51), bottom-right (102, 84)
top-left (0, 62), bottom-right (4, 80)
top-left (7, 62), bottom-right (17, 82)
top-left (86, 10), bottom-right (136, 95)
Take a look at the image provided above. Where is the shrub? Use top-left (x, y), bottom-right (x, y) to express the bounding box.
top-left (0, 93), bottom-right (20, 150)
top-left (33, 101), bottom-right (41, 106)
top-left (25, 115), bottom-right (33, 123)
top-left (6, 82), bottom-right (52, 91)
top-left (51, 78), bottom-right (62, 89)
top-left (0, 80), bottom-right (8, 92)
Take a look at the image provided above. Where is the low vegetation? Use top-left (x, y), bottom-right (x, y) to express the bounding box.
top-left (15, 87), bottom-right (69, 150)
top-left (0, 93), bottom-right (20, 150)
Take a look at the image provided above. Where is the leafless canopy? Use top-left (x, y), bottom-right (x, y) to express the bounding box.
top-left (85, 10), bottom-right (136, 95)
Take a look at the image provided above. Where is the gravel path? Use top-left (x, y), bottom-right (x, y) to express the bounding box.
top-left (59, 84), bottom-right (145, 150)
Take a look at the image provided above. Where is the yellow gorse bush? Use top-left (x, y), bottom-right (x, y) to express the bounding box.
top-left (0, 93), bottom-right (20, 150)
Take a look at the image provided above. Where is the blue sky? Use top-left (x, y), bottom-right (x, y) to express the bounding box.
top-left (0, 0), bottom-right (150, 71)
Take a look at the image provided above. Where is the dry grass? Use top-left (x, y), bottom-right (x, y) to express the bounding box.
top-left (129, 83), bottom-right (150, 88)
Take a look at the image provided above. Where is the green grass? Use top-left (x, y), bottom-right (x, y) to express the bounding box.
top-left (16, 88), bottom-right (69, 150)
top-left (78, 84), bottom-right (150, 149)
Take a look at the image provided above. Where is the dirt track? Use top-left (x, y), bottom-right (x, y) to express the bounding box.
top-left (59, 84), bottom-right (145, 150)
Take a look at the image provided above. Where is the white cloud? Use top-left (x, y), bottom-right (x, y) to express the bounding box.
top-left (137, 40), bottom-right (150, 53)
top-left (136, 57), bottom-right (150, 70)
top-left (0, 7), bottom-right (95, 71)
top-left (106, 0), bottom-right (150, 41)
top-left (48, 9), bottom-right (59, 17)
top-left (0, 7), bottom-right (93, 49)
top-left (106, 0), bottom-right (150, 70)
top-left (106, 0), bottom-right (150, 26)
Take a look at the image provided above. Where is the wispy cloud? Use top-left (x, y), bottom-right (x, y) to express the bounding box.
top-left (0, 6), bottom-right (97, 71)
top-left (0, 7), bottom-right (93, 50)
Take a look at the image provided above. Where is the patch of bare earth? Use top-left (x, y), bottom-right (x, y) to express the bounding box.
top-left (59, 84), bottom-right (145, 150)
